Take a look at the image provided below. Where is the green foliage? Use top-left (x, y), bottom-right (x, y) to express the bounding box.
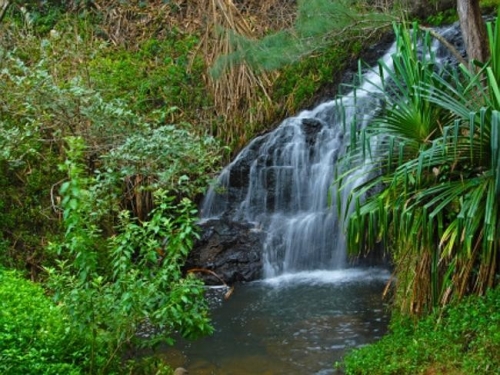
top-left (340, 18), bottom-right (500, 313)
top-left (102, 121), bottom-right (223, 200)
top-left (0, 1), bottom-right (82, 36)
top-left (211, 0), bottom-right (393, 78)
top-left (47, 137), bottom-right (213, 373)
top-left (123, 356), bottom-right (174, 375)
top-left (424, 8), bottom-right (458, 26)
top-left (481, 0), bottom-right (500, 8)
top-left (0, 30), bottom-right (222, 268)
top-left (0, 156), bottom-right (61, 271)
top-left (88, 30), bottom-right (210, 114)
top-left (340, 22), bottom-right (454, 254)
top-left (0, 18), bottom-right (220, 368)
top-left (341, 286), bottom-right (500, 374)
top-left (272, 40), bottom-right (362, 114)
top-left (0, 43), bottom-right (140, 161)
top-left (0, 41), bottom-right (138, 269)
top-left (0, 269), bottom-right (85, 375)
top-left (55, 137), bottom-right (101, 282)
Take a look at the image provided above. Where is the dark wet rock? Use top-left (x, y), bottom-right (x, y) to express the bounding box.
top-left (186, 218), bottom-right (265, 285)
top-left (301, 118), bottom-right (323, 146)
top-left (228, 134), bottom-right (269, 189)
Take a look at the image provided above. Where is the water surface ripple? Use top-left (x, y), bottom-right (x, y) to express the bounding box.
top-left (163, 268), bottom-right (390, 374)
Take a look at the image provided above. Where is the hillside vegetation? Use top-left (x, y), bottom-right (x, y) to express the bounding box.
top-left (0, 1), bottom-right (382, 373)
top-left (1, 0), bottom-right (499, 373)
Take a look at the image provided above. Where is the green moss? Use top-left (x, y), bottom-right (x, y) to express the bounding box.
top-left (270, 37), bottom-right (374, 117)
top-left (88, 30), bottom-right (210, 116)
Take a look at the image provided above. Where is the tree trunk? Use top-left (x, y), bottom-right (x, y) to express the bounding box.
top-left (0, 0), bottom-right (10, 23)
top-left (457, 0), bottom-right (489, 64)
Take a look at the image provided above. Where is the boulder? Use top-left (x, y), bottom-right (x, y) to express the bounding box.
top-left (186, 218), bottom-right (265, 285)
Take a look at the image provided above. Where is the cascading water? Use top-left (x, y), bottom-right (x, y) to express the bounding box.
top-left (201, 49), bottom-right (396, 278)
top-left (201, 24), bottom-right (463, 279)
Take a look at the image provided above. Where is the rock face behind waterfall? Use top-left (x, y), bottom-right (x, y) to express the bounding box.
top-left (185, 218), bottom-right (265, 284)
top-left (186, 105), bottom-right (375, 284)
top-left (187, 23), bottom-right (465, 285)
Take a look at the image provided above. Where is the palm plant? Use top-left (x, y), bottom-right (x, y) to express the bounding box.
top-left (341, 18), bottom-right (500, 314)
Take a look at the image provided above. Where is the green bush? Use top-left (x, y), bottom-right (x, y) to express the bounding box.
top-left (0, 269), bottom-right (84, 375)
top-left (45, 138), bottom-right (214, 373)
top-left (0, 34), bottom-right (223, 270)
top-left (0, 42), bottom-right (138, 270)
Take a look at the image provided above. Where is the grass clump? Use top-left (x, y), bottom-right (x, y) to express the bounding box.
top-left (341, 287), bottom-right (500, 374)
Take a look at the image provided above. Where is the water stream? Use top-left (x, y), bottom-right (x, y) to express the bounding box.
top-left (173, 39), bottom-right (397, 375)
top-left (201, 46), bottom-right (396, 275)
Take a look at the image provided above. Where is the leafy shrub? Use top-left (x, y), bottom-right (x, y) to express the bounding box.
top-left (0, 35), bottom-right (219, 373)
top-left (0, 35), bottom-right (223, 270)
top-left (0, 269), bottom-right (84, 375)
top-left (0, 43), bottom-right (139, 270)
top-left (102, 121), bottom-right (223, 199)
top-left (46, 138), bottom-right (214, 373)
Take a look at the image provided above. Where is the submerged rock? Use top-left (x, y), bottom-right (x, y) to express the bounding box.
top-left (173, 368), bottom-right (188, 375)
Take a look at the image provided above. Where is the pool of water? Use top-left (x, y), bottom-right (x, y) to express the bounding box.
top-left (163, 268), bottom-right (391, 375)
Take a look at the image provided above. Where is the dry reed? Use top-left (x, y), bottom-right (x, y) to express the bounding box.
top-left (87, 1), bottom-right (296, 151)
top-left (198, 0), bottom-right (294, 149)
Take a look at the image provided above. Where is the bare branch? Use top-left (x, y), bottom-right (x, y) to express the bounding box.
top-left (419, 25), bottom-right (468, 67)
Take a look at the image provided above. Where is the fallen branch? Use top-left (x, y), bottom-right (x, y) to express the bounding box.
top-left (187, 267), bottom-right (235, 300)
top-left (419, 25), bottom-right (468, 67)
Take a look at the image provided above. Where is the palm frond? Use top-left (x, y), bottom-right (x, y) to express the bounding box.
top-left (338, 18), bottom-right (500, 314)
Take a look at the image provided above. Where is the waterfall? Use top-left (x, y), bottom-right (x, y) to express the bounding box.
top-left (201, 71), bottom-right (388, 276)
top-left (201, 24), bottom-right (462, 279)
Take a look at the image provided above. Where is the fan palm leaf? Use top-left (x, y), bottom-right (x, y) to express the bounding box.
top-left (340, 17), bottom-right (500, 314)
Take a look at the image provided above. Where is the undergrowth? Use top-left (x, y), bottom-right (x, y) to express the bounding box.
top-left (0, 269), bottom-right (85, 375)
top-left (341, 287), bottom-right (500, 374)
top-left (88, 29), bottom-right (209, 116)
top-left (272, 39), bottom-right (364, 116)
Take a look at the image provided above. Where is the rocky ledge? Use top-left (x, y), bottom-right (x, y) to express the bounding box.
top-left (185, 218), bottom-right (265, 285)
